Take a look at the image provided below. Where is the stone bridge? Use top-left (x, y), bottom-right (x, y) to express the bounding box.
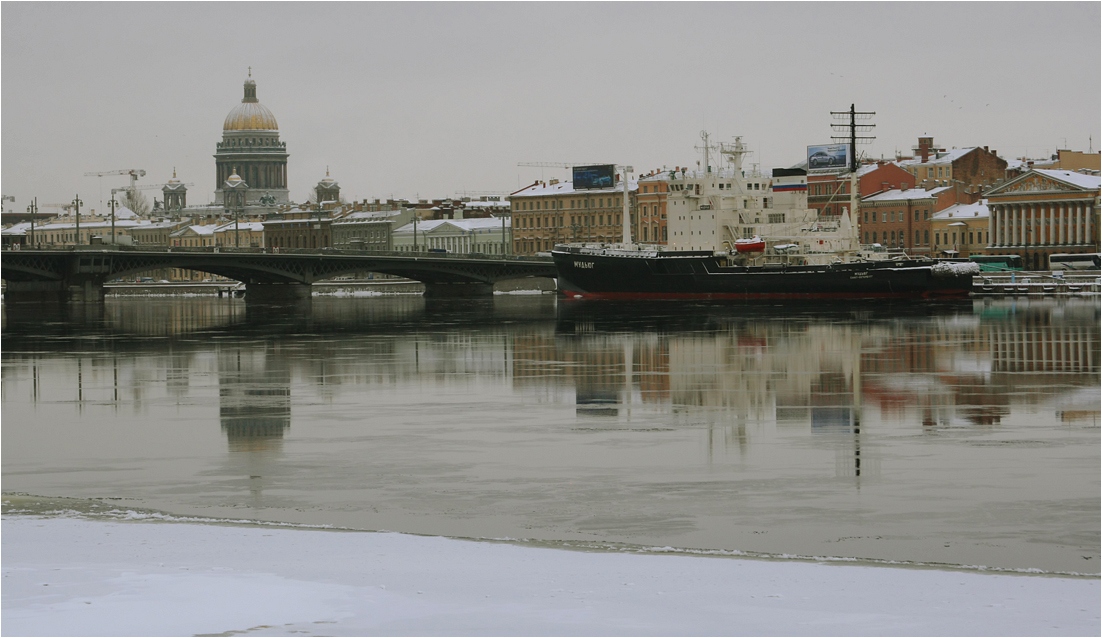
top-left (0, 247), bottom-right (559, 302)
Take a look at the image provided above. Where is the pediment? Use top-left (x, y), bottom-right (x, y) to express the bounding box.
top-left (987, 171), bottom-right (1090, 196)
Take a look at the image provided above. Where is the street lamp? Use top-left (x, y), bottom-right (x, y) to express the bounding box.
top-left (71, 195), bottom-right (83, 246)
top-left (26, 198), bottom-right (37, 247)
top-left (107, 194), bottom-right (118, 246)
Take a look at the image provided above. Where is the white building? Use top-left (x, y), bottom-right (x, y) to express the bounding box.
top-left (392, 217), bottom-right (511, 255)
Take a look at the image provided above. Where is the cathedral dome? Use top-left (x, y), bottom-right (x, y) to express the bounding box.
top-left (223, 75), bottom-right (278, 131)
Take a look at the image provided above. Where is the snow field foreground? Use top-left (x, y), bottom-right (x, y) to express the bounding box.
top-left (2, 516), bottom-right (1098, 636)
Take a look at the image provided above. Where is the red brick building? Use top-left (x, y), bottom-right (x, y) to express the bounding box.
top-left (809, 162), bottom-right (916, 218)
top-left (859, 187), bottom-right (947, 254)
top-left (897, 136), bottom-right (1007, 193)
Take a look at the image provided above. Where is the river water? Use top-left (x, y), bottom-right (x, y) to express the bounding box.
top-left (2, 294), bottom-right (1098, 575)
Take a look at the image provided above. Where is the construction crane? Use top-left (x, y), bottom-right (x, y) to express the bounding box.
top-left (109, 182), bottom-right (194, 213)
top-left (40, 203), bottom-right (76, 213)
top-left (85, 169), bottom-right (146, 209)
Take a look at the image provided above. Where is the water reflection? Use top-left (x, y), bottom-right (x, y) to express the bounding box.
top-left (3, 295), bottom-right (1098, 572)
top-left (4, 297), bottom-right (1098, 437)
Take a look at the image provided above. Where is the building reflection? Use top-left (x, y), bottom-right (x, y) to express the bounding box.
top-left (524, 299), bottom-right (1100, 460)
top-left (218, 345), bottom-right (291, 506)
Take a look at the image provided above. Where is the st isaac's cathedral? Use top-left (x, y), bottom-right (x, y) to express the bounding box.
top-left (213, 71), bottom-right (291, 208)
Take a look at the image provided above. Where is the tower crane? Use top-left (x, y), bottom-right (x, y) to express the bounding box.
top-left (85, 169), bottom-right (147, 209)
top-left (40, 203), bottom-right (76, 213)
top-left (85, 168), bottom-right (147, 189)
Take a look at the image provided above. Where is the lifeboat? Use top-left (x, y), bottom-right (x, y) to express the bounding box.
top-left (734, 236), bottom-right (766, 253)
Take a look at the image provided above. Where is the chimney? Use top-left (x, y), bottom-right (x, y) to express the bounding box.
top-left (919, 137), bottom-right (931, 163)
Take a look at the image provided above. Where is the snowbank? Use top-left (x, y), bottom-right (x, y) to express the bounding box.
top-left (2, 516), bottom-right (1097, 636)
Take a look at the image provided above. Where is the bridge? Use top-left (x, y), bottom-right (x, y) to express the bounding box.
top-left (0, 247), bottom-right (559, 302)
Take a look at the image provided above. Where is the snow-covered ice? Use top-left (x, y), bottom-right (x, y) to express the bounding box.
top-left (3, 516), bottom-right (1098, 636)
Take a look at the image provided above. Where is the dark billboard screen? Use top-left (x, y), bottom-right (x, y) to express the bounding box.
top-left (572, 164), bottom-right (616, 190)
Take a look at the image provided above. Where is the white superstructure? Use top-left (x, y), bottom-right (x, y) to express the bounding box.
top-left (664, 133), bottom-right (862, 263)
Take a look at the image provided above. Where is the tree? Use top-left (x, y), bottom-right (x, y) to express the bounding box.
top-left (120, 189), bottom-right (151, 216)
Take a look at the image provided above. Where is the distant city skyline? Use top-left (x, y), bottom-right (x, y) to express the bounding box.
top-left (3, 2), bottom-right (1099, 213)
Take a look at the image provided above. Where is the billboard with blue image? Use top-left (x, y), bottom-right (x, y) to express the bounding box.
top-left (573, 164), bottom-right (616, 190)
top-left (806, 144), bottom-right (852, 174)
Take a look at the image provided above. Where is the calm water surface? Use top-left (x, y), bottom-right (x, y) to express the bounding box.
top-left (2, 294), bottom-right (1098, 574)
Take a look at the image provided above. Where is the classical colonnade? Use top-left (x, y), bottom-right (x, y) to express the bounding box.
top-left (991, 323), bottom-right (1097, 374)
top-left (988, 199), bottom-right (1095, 247)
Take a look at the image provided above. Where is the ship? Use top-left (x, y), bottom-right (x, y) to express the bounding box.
top-left (552, 132), bottom-right (978, 299)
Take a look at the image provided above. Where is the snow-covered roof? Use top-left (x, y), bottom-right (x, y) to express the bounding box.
top-left (511, 179), bottom-right (637, 198)
top-left (334, 210), bottom-right (406, 223)
top-left (172, 224), bottom-right (218, 236)
top-left (862, 186), bottom-right (949, 202)
top-left (130, 220), bottom-right (187, 230)
top-left (393, 217), bottom-right (510, 234)
top-left (1, 222), bottom-right (32, 235)
top-left (1034, 169), bottom-right (1101, 190)
top-left (896, 148), bottom-right (978, 167)
top-left (19, 219), bottom-right (145, 231)
top-left (214, 221), bottom-right (264, 233)
top-left (931, 199), bottom-right (989, 221)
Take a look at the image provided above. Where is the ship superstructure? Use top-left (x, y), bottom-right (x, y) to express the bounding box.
top-left (664, 133), bottom-right (860, 264)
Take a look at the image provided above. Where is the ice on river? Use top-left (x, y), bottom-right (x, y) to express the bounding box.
top-left (3, 516), bottom-right (1098, 636)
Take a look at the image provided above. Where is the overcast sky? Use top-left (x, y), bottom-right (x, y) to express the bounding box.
top-left (3, 2), bottom-right (1099, 214)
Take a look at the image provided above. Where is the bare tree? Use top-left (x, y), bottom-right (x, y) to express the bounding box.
top-left (120, 189), bottom-right (151, 216)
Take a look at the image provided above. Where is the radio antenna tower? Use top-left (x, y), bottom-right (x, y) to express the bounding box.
top-left (831, 104), bottom-right (876, 172)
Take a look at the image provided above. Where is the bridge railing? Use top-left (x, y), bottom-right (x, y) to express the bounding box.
top-left (3, 244), bottom-right (553, 262)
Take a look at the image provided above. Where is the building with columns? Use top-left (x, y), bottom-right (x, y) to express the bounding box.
top-left (983, 169), bottom-right (1100, 270)
top-left (214, 72), bottom-right (290, 206)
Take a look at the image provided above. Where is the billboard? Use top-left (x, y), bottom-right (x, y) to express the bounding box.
top-left (806, 144), bottom-right (851, 174)
top-left (572, 164), bottom-right (616, 190)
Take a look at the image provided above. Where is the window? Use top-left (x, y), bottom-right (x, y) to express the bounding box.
top-left (924, 230), bottom-right (929, 244)
top-left (915, 230), bottom-right (920, 244)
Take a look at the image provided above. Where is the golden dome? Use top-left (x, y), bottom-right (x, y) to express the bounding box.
top-left (223, 76), bottom-right (278, 131)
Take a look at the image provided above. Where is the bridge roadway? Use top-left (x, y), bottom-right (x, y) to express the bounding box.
top-left (0, 247), bottom-right (559, 302)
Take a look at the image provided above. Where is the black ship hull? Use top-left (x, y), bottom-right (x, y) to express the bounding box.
top-left (552, 247), bottom-right (975, 300)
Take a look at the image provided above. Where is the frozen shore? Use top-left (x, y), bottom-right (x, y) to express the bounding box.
top-left (2, 516), bottom-right (1098, 637)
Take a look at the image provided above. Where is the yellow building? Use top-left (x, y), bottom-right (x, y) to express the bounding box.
top-left (509, 178), bottom-right (637, 255)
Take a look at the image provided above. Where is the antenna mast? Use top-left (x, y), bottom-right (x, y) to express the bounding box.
top-left (830, 104), bottom-right (876, 172)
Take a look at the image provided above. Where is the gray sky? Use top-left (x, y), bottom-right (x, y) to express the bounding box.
top-left (3, 2), bottom-right (1099, 214)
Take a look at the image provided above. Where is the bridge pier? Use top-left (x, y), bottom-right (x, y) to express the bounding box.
top-left (422, 282), bottom-right (495, 298)
top-left (245, 282), bottom-right (313, 303)
top-left (3, 279), bottom-right (107, 304)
